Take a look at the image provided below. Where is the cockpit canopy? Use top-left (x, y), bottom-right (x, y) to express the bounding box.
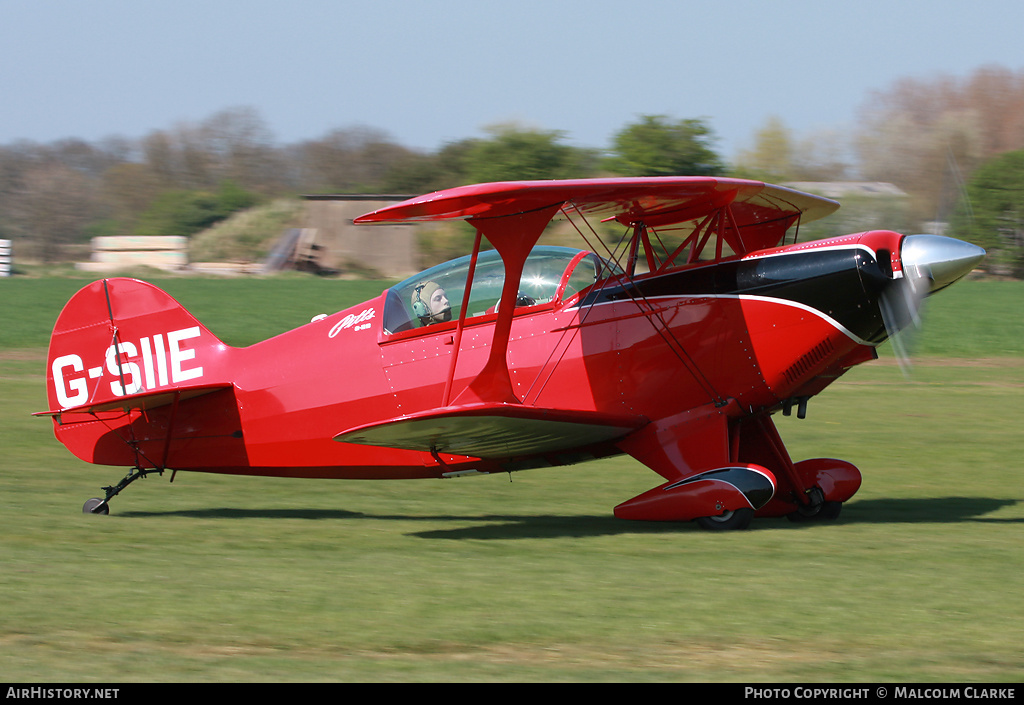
top-left (383, 246), bottom-right (614, 334)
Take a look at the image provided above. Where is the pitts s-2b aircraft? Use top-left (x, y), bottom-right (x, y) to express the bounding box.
top-left (41, 178), bottom-right (985, 529)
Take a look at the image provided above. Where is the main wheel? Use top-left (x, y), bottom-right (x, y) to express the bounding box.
top-left (82, 498), bottom-right (109, 515)
top-left (787, 500), bottom-right (842, 522)
top-left (696, 507), bottom-right (753, 531)
top-left (818, 501), bottom-right (842, 520)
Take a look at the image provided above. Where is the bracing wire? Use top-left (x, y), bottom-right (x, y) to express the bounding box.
top-left (523, 204), bottom-right (727, 407)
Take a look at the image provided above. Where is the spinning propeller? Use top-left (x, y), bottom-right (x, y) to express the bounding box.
top-left (879, 234), bottom-right (986, 375)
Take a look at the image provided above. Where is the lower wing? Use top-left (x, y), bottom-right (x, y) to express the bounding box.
top-left (334, 403), bottom-right (647, 459)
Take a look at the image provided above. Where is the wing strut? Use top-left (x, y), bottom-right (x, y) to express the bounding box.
top-left (442, 230), bottom-right (483, 406)
top-left (449, 203), bottom-right (564, 406)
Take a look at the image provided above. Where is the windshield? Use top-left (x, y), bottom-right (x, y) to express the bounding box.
top-left (382, 246), bottom-right (608, 334)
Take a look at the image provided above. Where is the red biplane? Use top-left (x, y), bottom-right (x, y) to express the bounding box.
top-left (40, 178), bottom-right (985, 529)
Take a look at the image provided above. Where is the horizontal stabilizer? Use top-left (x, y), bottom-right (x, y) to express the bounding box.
top-left (335, 403), bottom-right (647, 459)
top-left (35, 383), bottom-right (233, 419)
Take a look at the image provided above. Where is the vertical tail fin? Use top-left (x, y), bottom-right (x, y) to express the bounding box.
top-left (45, 278), bottom-right (232, 413)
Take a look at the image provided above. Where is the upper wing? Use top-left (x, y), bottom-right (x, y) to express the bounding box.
top-left (354, 177), bottom-right (839, 255)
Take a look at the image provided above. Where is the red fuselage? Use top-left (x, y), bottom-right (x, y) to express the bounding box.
top-left (50, 231), bottom-right (900, 481)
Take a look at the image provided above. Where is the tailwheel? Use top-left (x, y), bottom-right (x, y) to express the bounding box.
top-left (82, 465), bottom-right (164, 515)
top-left (696, 507), bottom-right (754, 531)
top-left (82, 498), bottom-right (109, 515)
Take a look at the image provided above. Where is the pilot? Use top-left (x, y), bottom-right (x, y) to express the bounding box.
top-left (411, 281), bottom-right (452, 325)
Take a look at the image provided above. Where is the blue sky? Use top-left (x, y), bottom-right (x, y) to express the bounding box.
top-left (3, 0), bottom-right (1022, 160)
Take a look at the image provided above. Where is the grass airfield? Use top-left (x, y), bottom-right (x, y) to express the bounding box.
top-left (1, 275), bottom-right (1021, 682)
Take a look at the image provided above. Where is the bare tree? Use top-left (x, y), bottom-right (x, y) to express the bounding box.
top-left (196, 106), bottom-right (282, 191)
top-left (98, 162), bottom-right (165, 233)
top-left (14, 163), bottom-right (96, 261)
top-left (139, 107), bottom-right (282, 192)
top-left (791, 129), bottom-right (853, 182)
top-left (293, 125), bottom-right (415, 193)
top-left (855, 66), bottom-right (1024, 224)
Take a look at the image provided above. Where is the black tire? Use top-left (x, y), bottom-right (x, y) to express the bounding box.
top-left (787, 500), bottom-right (842, 523)
top-left (818, 501), bottom-right (842, 520)
top-left (696, 507), bottom-right (753, 531)
top-left (83, 498), bottom-right (109, 515)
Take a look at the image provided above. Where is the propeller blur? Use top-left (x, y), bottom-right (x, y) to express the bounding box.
top-left (879, 234), bottom-right (985, 374)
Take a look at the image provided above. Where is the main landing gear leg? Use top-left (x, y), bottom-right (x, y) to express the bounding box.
top-left (82, 466), bottom-right (164, 515)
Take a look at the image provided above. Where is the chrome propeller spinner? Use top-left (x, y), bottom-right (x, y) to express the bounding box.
top-left (879, 234), bottom-right (986, 375)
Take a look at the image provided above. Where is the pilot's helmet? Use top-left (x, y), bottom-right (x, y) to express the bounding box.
top-left (411, 280), bottom-right (450, 324)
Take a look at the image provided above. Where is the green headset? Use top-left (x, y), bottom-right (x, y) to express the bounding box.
top-left (412, 283), bottom-right (430, 319)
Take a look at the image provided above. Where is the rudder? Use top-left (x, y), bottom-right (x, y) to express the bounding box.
top-left (45, 278), bottom-right (232, 413)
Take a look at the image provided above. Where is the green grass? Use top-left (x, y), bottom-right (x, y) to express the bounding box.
top-left (1, 275), bottom-right (1022, 681)
top-left (910, 279), bottom-right (1024, 357)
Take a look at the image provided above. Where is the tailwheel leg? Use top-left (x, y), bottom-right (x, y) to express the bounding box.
top-left (83, 466), bottom-right (164, 515)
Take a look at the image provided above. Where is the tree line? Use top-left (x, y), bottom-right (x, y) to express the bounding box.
top-left (3, 65), bottom-right (1024, 274)
top-left (0, 111), bottom-right (723, 263)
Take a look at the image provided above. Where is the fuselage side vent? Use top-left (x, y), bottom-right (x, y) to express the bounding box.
top-left (782, 338), bottom-right (835, 386)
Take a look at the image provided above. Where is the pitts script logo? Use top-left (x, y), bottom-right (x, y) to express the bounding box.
top-left (52, 326), bottom-right (204, 408)
top-left (329, 308), bottom-right (375, 337)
